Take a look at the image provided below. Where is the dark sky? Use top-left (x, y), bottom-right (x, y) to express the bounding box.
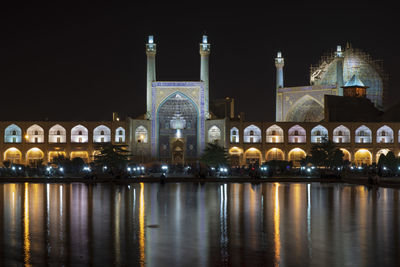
top-left (0, 3), bottom-right (398, 121)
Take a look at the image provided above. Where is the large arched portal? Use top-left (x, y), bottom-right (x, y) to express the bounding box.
top-left (285, 95), bottom-right (324, 122)
top-left (157, 93), bottom-right (198, 163)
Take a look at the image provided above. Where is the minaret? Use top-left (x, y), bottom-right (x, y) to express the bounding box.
top-left (146, 35), bottom-right (156, 119)
top-left (200, 35), bottom-right (211, 118)
top-left (275, 52), bottom-right (284, 121)
top-left (335, 45), bottom-right (344, 96)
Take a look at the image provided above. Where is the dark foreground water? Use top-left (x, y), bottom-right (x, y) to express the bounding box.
top-left (0, 182), bottom-right (399, 267)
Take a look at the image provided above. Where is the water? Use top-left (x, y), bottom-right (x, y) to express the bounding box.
top-left (0, 182), bottom-right (399, 267)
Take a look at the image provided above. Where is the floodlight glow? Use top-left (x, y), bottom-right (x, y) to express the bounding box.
top-left (18, 167), bottom-right (22, 170)
top-left (141, 166), bottom-right (145, 170)
top-left (11, 166), bottom-right (16, 171)
top-left (127, 167), bottom-right (131, 172)
top-left (307, 168), bottom-right (311, 172)
top-left (59, 167), bottom-right (64, 172)
top-left (202, 35), bottom-right (208, 44)
top-left (148, 35), bottom-right (154, 44)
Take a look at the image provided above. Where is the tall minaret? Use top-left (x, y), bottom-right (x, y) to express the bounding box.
top-left (275, 52), bottom-right (284, 121)
top-left (200, 35), bottom-right (211, 118)
top-left (146, 35), bottom-right (157, 119)
top-left (335, 45), bottom-right (344, 96)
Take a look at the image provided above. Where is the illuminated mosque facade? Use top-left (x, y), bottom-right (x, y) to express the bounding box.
top-left (1, 36), bottom-right (399, 167)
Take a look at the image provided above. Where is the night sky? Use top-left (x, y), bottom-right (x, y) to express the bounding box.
top-left (0, 3), bottom-right (398, 121)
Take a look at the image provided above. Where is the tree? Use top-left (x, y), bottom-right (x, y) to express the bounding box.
top-left (200, 143), bottom-right (229, 167)
top-left (309, 138), bottom-right (344, 169)
top-left (2, 160), bottom-right (11, 169)
top-left (94, 143), bottom-right (132, 172)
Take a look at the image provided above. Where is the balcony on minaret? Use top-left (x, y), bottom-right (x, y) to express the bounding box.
top-left (146, 35), bottom-right (156, 55)
top-left (342, 75), bottom-right (368, 98)
top-left (199, 35), bottom-right (210, 55)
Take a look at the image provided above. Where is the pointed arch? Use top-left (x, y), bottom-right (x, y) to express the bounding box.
top-left (4, 124), bottom-right (22, 143)
top-left (355, 125), bottom-right (372, 143)
top-left (311, 125), bottom-right (328, 143)
top-left (93, 125), bottom-right (111, 143)
top-left (71, 125), bottom-right (89, 143)
top-left (266, 124), bottom-right (284, 143)
top-left (230, 127), bottom-right (239, 143)
top-left (354, 149), bottom-right (372, 166)
top-left (285, 95), bottom-right (324, 122)
top-left (266, 148), bottom-right (284, 161)
top-left (288, 125), bottom-right (306, 143)
top-left (115, 127), bottom-right (126, 142)
top-left (376, 125), bottom-right (393, 143)
top-left (135, 126), bottom-right (148, 143)
top-left (27, 124), bottom-right (44, 143)
top-left (49, 124), bottom-right (67, 143)
top-left (208, 125), bottom-right (221, 143)
top-left (333, 125), bottom-right (350, 143)
top-left (244, 125), bottom-right (261, 143)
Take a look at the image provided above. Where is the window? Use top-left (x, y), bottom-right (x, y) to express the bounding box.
top-left (232, 130), bottom-right (237, 135)
top-left (79, 131), bottom-right (82, 135)
top-left (338, 137), bottom-right (342, 143)
top-left (294, 137), bottom-right (298, 143)
top-left (100, 131), bottom-right (105, 135)
top-left (57, 130), bottom-right (61, 135)
top-left (381, 131), bottom-right (386, 136)
top-left (360, 138), bottom-right (364, 143)
top-left (338, 131), bottom-right (343, 136)
top-left (272, 130), bottom-right (276, 135)
top-left (119, 130), bottom-right (123, 135)
top-left (57, 137), bottom-right (61, 143)
top-left (119, 137), bottom-right (123, 142)
top-left (316, 131), bottom-right (321, 136)
top-left (12, 130), bottom-right (16, 135)
top-left (250, 137), bottom-right (254, 143)
top-left (101, 137), bottom-right (104, 142)
top-left (13, 137), bottom-right (16, 143)
top-left (294, 130), bottom-right (299, 135)
top-left (359, 131), bottom-right (365, 136)
top-left (250, 131), bottom-right (254, 136)
top-left (34, 131), bottom-right (38, 135)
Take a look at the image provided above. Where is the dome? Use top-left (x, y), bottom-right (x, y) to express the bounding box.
top-left (310, 46), bottom-right (386, 110)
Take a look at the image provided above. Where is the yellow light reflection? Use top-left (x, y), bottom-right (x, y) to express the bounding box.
top-left (274, 183), bottom-right (281, 267)
top-left (24, 183), bottom-right (31, 267)
top-left (139, 183), bottom-right (145, 267)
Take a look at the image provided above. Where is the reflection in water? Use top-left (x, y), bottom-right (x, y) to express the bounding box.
top-left (0, 182), bottom-right (399, 266)
top-left (139, 183), bottom-right (145, 267)
top-left (274, 183), bottom-right (280, 267)
top-left (24, 183), bottom-right (31, 267)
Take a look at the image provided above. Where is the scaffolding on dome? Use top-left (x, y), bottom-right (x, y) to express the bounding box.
top-left (310, 44), bottom-right (388, 110)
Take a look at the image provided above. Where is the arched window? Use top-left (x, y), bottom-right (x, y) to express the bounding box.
top-left (4, 124), bottom-right (22, 143)
top-left (377, 125), bottom-right (393, 143)
top-left (355, 125), bottom-right (372, 143)
top-left (135, 126), bottom-right (148, 143)
top-left (49, 124), bottom-right (67, 143)
top-left (244, 125), bottom-right (261, 143)
top-left (115, 127), bottom-right (126, 143)
top-left (71, 125), bottom-right (89, 143)
top-left (93, 125), bottom-right (111, 143)
top-left (208, 126), bottom-right (221, 143)
top-left (311, 125), bottom-right (328, 143)
top-left (230, 127), bottom-right (239, 143)
top-left (266, 125), bottom-right (284, 143)
top-left (333, 125), bottom-right (350, 143)
top-left (27, 124), bottom-right (44, 143)
top-left (288, 125), bottom-right (306, 143)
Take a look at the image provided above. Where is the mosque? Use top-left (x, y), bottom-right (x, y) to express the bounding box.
top-left (0, 35), bottom-right (398, 168)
